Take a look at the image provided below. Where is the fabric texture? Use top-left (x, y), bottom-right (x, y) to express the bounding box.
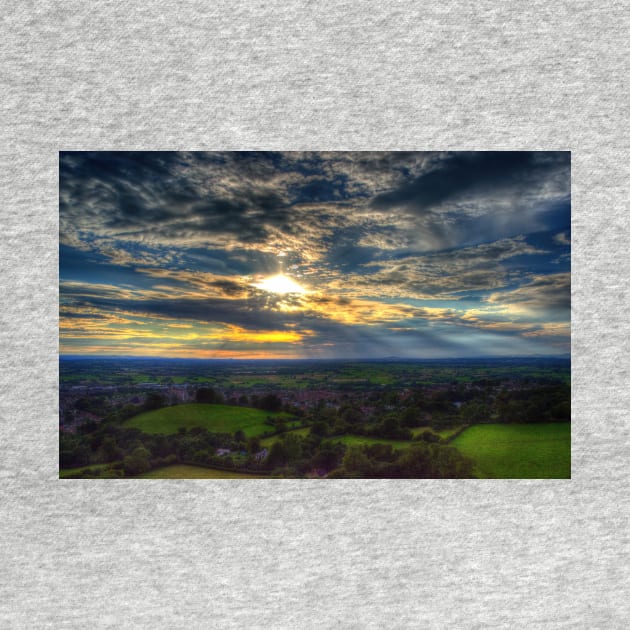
top-left (1, 2), bottom-right (628, 628)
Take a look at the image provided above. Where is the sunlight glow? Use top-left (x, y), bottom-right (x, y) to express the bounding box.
top-left (254, 274), bottom-right (306, 295)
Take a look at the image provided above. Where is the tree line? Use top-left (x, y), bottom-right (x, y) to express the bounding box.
top-left (60, 419), bottom-right (475, 479)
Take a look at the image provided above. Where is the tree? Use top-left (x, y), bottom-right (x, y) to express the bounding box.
top-left (550, 400), bottom-right (570, 421)
top-left (144, 392), bottom-right (166, 411)
top-left (60, 442), bottom-right (91, 468)
top-left (393, 444), bottom-right (433, 477)
top-left (281, 433), bottom-right (302, 461)
top-left (460, 400), bottom-right (489, 423)
top-left (123, 447), bottom-right (151, 476)
top-left (312, 441), bottom-right (344, 471)
top-left (342, 445), bottom-right (372, 477)
top-left (196, 387), bottom-right (223, 404)
top-left (310, 421), bottom-right (329, 437)
top-left (331, 418), bottom-right (348, 435)
top-left (416, 429), bottom-right (441, 443)
top-left (100, 436), bottom-right (122, 462)
top-left (499, 399), bottom-right (526, 423)
top-left (259, 393), bottom-right (282, 412)
top-left (246, 436), bottom-right (261, 454)
top-left (365, 443), bottom-right (397, 463)
top-left (394, 443), bottom-right (474, 478)
top-left (77, 419), bottom-right (98, 434)
top-left (265, 441), bottom-right (289, 469)
top-left (375, 414), bottom-right (411, 440)
top-left (401, 406), bottom-right (421, 427)
top-left (340, 405), bottom-right (363, 425)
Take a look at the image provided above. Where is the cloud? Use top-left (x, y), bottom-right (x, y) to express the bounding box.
top-left (371, 151), bottom-right (569, 214)
top-left (486, 273), bottom-right (570, 319)
top-left (59, 152), bottom-right (571, 358)
top-left (330, 236), bottom-right (547, 299)
top-left (554, 231), bottom-right (571, 245)
top-left (368, 152), bottom-right (570, 252)
top-left (60, 151), bottom-right (570, 270)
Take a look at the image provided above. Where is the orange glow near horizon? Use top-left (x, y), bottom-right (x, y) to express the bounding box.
top-left (59, 343), bottom-right (307, 360)
top-left (220, 325), bottom-right (306, 343)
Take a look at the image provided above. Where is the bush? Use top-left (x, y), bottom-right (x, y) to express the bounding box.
top-left (259, 393), bottom-right (282, 412)
top-left (123, 447), bottom-right (151, 476)
top-left (394, 443), bottom-right (474, 478)
top-left (342, 445), bottom-right (373, 477)
top-left (414, 430), bottom-right (442, 443)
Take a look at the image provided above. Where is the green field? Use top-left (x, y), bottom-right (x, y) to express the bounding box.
top-left (137, 465), bottom-right (270, 479)
top-left (451, 423), bottom-right (570, 478)
top-left (59, 462), bottom-right (120, 478)
top-left (331, 435), bottom-right (414, 449)
top-left (261, 426), bottom-right (459, 450)
top-left (260, 429), bottom-right (415, 450)
top-left (260, 427), bottom-right (312, 447)
top-left (123, 403), bottom-right (293, 437)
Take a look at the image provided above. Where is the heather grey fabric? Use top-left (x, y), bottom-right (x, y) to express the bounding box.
top-left (1, 2), bottom-right (628, 628)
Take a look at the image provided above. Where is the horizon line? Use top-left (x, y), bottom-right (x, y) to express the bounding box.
top-left (60, 354), bottom-right (570, 361)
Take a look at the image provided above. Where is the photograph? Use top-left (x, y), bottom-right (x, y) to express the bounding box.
top-left (5, 1), bottom-right (629, 626)
top-left (59, 151), bottom-right (571, 478)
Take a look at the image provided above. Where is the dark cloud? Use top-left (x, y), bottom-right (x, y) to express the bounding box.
top-left (487, 273), bottom-right (570, 320)
top-left (209, 279), bottom-right (248, 297)
top-left (371, 151), bottom-right (570, 214)
top-left (71, 294), bottom-right (297, 330)
top-left (60, 152), bottom-right (194, 228)
top-left (59, 311), bottom-right (107, 320)
top-left (59, 244), bottom-right (177, 287)
top-left (61, 152), bottom-right (290, 241)
top-left (60, 151), bottom-right (570, 267)
top-left (342, 237), bottom-right (548, 299)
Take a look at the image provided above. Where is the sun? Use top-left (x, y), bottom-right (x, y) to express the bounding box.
top-left (254, 274), bottom-right (307, 295)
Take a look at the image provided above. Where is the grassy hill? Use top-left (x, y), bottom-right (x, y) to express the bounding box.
top-left (451, 422), bottom-right (570, 478)
top-left (123, 403), bottom-right (294, 437)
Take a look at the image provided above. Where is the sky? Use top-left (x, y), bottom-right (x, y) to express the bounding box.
top-left (59, 151), bottom-right (570, 359)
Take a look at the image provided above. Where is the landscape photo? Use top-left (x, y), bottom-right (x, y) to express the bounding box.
top-left (59, 151), bottom-right (571, 479)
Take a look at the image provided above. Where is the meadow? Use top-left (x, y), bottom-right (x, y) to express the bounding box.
top-left (137, 465), bottom-right (271, 479)
top-left (260, 426), bottom-right (460, 450)
top-left (451, 423), bottom-right (570, 478)
top-left (260, 427), bottom-right (312, 447)
top-left (59, 462), bottom-right (120, 478)
top-left (123, 403), bottom-right (294, 437)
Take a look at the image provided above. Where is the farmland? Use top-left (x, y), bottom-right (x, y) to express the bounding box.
top-left (60, 356), bottom-right (570, 394)
top-left (123, 403), bottom-right (295, 437)
top-left (60, 357), bottom-right (570, 478)
top-left (451, 423), bottom-right (570, 478)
